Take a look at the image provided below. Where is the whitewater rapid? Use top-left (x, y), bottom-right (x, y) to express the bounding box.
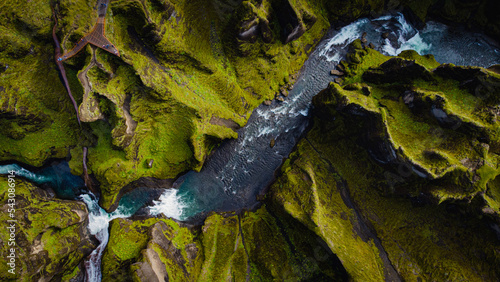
top-left (0, 162), bottom-right (155, 281)
top-left (79, 193), bottom-right (135, 281)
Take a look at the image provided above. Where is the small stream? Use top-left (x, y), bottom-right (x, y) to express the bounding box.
top-left (1, 12), bottom-right (499, 282)
top-left (0, 162), bottom-right (155, 280)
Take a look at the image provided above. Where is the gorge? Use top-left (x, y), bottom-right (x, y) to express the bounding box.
top-left (1, 0), bottom-right (500, 281)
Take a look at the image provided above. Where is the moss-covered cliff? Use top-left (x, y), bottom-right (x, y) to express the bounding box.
top-left (0, 0), bottom-right (330, 211)
top-left (2, 0), bottom-right (500, 280)
top-left (269, 42), bottom-right (500, 280)
top-left (100, 205), bottom-right (347, 281)
top-left (0, 176), bottom-right (95, 281)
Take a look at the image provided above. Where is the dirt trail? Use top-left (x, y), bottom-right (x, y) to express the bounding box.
top-left (52, 7), bottom-right (81, 125)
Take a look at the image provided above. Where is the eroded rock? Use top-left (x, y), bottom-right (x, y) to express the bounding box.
top-left (0, 177), bottom-right (96, 281)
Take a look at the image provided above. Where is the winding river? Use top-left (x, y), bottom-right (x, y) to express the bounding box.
top-left (1, 12), bottom-right (499, 281)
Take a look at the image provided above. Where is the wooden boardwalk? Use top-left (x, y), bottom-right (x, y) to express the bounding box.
top-left (58, 0), bottom-right (120, 61)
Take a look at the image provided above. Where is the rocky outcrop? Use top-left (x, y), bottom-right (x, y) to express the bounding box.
top-left (101, 206), bottom-right (347, 281)
top-left (0, 177), bottom-right (96, 281)
top-left (2, 1), bottom-right (500, 281)
top-left (362, 57), bottom-right (433, 83)
top-left (235, 0), bottom-right (318, 46)
top-left (316, 41), bottom-right (500, 187)
top-left (0, 0), bottom-right (332, 211)
top-left (268, 44), bottom-right (500, 280)
top-left (272, 0), bottom-right (310, 43)
top-left (429, 0), bottom-right (500, 41)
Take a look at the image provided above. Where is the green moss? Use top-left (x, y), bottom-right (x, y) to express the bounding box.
top-left (270, 106), bottom-right (500, 280)
top-left (103, 206), bottom-right (346, 281)
top-left (485, 175), bottom-right (500, 214)
top-left (398, 50), bottom-right (441, 69)
top-left (270, 136), bottom-right (387, 281)
top-left (0, 176), bottom-right (93, 281)
top-left (326, 45), bottom-right (500, 204)
top-left (102, 218), bottom-right (159, 281)
top-left (6, 0), bottom-right (333, 211)
top-left (61, 266), bottom-right (81, 281)
top-left (271, 45), bottom-right (500, 280)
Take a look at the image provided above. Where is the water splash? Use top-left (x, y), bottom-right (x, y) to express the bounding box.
top-left (79, 193), bottom-right (134, 281)
top-left (377, 13), bottom-right (432, 55)
top-left (0, 13), bottom-right (499, 280)
top-left (0, 163), bottom-right (155, 281)
top-left (320, 18), bottom-right (370, 61)
top-left (149, 189), bottom-right (186, 220)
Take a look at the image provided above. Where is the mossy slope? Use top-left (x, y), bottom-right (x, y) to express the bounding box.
top-left (101, 205), bottom-right (347, 281)
top-left (52, 0), bottom-right (330, 210)
top-left (268, 44), bottom-right (500, 280)
top-left (0, 1), bottom-right (83, 166)
top-left (0, 176), bottom-right (95, 281)
top-left (2, 0), bottom-right (499, 212)
top-left (321, 42), bottom-right (500, 208)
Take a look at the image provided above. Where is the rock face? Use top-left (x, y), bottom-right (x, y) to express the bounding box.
top-left (268, 43), bottom-right (500, 280)
top-left (324, 0), bottom-right (500, 41)
top-left (101, 207), bottom-right (347, 281)
top-left (362, 57), bottom-right (432, 83)
top-left (0, 176), bottom-right (96, 281)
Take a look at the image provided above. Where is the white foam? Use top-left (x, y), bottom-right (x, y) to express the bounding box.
top-left (373, 14), bottom-right (394, 21)
top-left (320, 18), bottom-right (369, 61)
top-left (79, 193), bottom-right (130, 235)
top-left (397, 13), bottom-right (414, 36)
top-left (271, 104), bottom-right (289, 116)
top-left (256, 108), bottom-right (272, 120)
top-left (383, 33), bottom-right (432, 56)
top-left (299, 108), bottom-right (309, 116)
top-left (380, 13), bottom-right (432, 56)
top-left (149, 189), bottom-right (185, 220)
top-left (79, 192), bottom-right (134, 282)
top-left (84, 228), bottom-right (108, 282)
top-left (0, 164), bottom-right (46, 183)
top-left (257, 126), bottom-right (274, 137)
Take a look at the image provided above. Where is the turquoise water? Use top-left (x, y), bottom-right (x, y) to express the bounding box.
top-left (149, 13), bottom-right (500, 221)
top-left (0, 161), bottom-right (156, 214)
top-left (0, 161), bottom-right (85, 199)
top-left (0, 161), bottom-right (159, 281)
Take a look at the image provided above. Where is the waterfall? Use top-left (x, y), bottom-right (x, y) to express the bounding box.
top-left (84, 229), bottom-right (108, 282)
top-left (0, 164), bottom-right (136, 282)
top-left (79, 193), bottom-right (137, 281)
